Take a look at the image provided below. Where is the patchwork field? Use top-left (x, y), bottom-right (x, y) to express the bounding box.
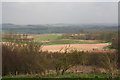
top-left (31, 34), bottom-right (115, 52)
top-left (32, 34), bottom-right (109, 45)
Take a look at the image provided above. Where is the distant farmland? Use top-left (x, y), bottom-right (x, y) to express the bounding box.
top-left (32, 33), bottom-right (109, 45)
top-left (29, 34), bottom-right (116, 53)
top-left (32, 33), bottom-right (62, 42)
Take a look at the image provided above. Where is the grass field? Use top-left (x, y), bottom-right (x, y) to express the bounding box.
top-left (32, 34), bottom-right (108, 45)
top-left (42, 72), bottom-right (111, 78)
top-left (2, 72), bottom-right (120, 79)
top-left (32, 34), bottom-right (62, 42)
top-left (43, 40), bottom-right (100, 45)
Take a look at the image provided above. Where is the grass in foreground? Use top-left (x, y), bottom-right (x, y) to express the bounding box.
top-left (2, 72), bottom-right (120, 79)
top-left (42, 72), bottom-right (120, 78)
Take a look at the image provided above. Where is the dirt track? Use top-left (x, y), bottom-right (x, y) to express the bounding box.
top-left (42, 43), bottom-right (116, 53)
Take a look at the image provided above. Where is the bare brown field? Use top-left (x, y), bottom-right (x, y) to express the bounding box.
top-left (2, 42), bottom-right (116, 53)
top-left (79, 40), bottom-right (99, 42)
top-left (42, 43), bottom-right (116, 53)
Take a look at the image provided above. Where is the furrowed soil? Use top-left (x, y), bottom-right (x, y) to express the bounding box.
top-left (42, 43), bottom-right (116, 53)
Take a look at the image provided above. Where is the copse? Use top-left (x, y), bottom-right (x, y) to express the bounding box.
top-left (61, 31), bottom-right (117, 42)
top-left (2, 42), bottom-right (119, 76)
top-left (51, 50), bottom-right (87, 75)
top-left (2, 37), bottom-right (88, 76)
top-left (2, 32), bottom-right (51, 75)
top-left (2, 31), bottom-right (34, 43)
top-left (99, 53), bottom-right (118, 76)
top-left (2, 42), bottom-right (45, 75)
top-left (2, 42), bottom-right (87, 76)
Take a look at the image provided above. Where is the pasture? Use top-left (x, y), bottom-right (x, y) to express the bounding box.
top-left (43, 39), bottom-right (100, 45)
top-left (32, 34), bottom-right (109, 45)
top-left (32, 34), bottom-right (62, 42)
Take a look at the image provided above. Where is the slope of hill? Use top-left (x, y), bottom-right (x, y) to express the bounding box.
top-left (2, 23), bottom-right (118, 34)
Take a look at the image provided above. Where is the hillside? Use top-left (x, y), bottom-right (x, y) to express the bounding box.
top-left (2, 23), bottom-right (118, 34)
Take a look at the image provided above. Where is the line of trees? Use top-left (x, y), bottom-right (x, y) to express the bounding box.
top-left (2, 31), bottom-right (33, 42)
top-left (61, 31), bottom-right (117, 42)
top-left (2, 42), bottom-right (119, 76)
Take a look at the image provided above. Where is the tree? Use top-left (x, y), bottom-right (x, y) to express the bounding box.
top-left (99, 53), bottom-right (118, 77)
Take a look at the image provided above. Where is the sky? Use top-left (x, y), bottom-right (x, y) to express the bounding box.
top-left (2, 2), bottom-right (118, 25)
top-left (1, 0), bottom-right (119, 2)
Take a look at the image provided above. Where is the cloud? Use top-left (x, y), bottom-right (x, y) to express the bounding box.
top-left (2, 2), bottom-right (118, 25)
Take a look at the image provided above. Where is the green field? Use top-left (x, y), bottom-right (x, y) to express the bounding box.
top-left (32, 34), bottom-right (62, 42)
top-left (2, 72), bottom-right (120, 79)
top-left (32, 34), bottom-right (107, 45)
top-left (43, 40), bottom-right (99, 45)
top-left (43, 72), bottom-right (110, 78)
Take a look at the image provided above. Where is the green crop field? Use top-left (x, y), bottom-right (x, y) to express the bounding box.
top-left (43, 39), bottom-right (100, 45)
top-left (32, 34), bottom-right (62, 42)
top-left (32, 34), bottom-right (107, 45)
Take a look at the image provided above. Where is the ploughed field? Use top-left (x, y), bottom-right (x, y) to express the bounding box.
top-left (42, 43), bottom-right (116, 53)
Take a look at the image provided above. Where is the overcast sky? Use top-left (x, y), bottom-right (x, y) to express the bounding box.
top-left (2, 2), bottom-right (118, 25)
